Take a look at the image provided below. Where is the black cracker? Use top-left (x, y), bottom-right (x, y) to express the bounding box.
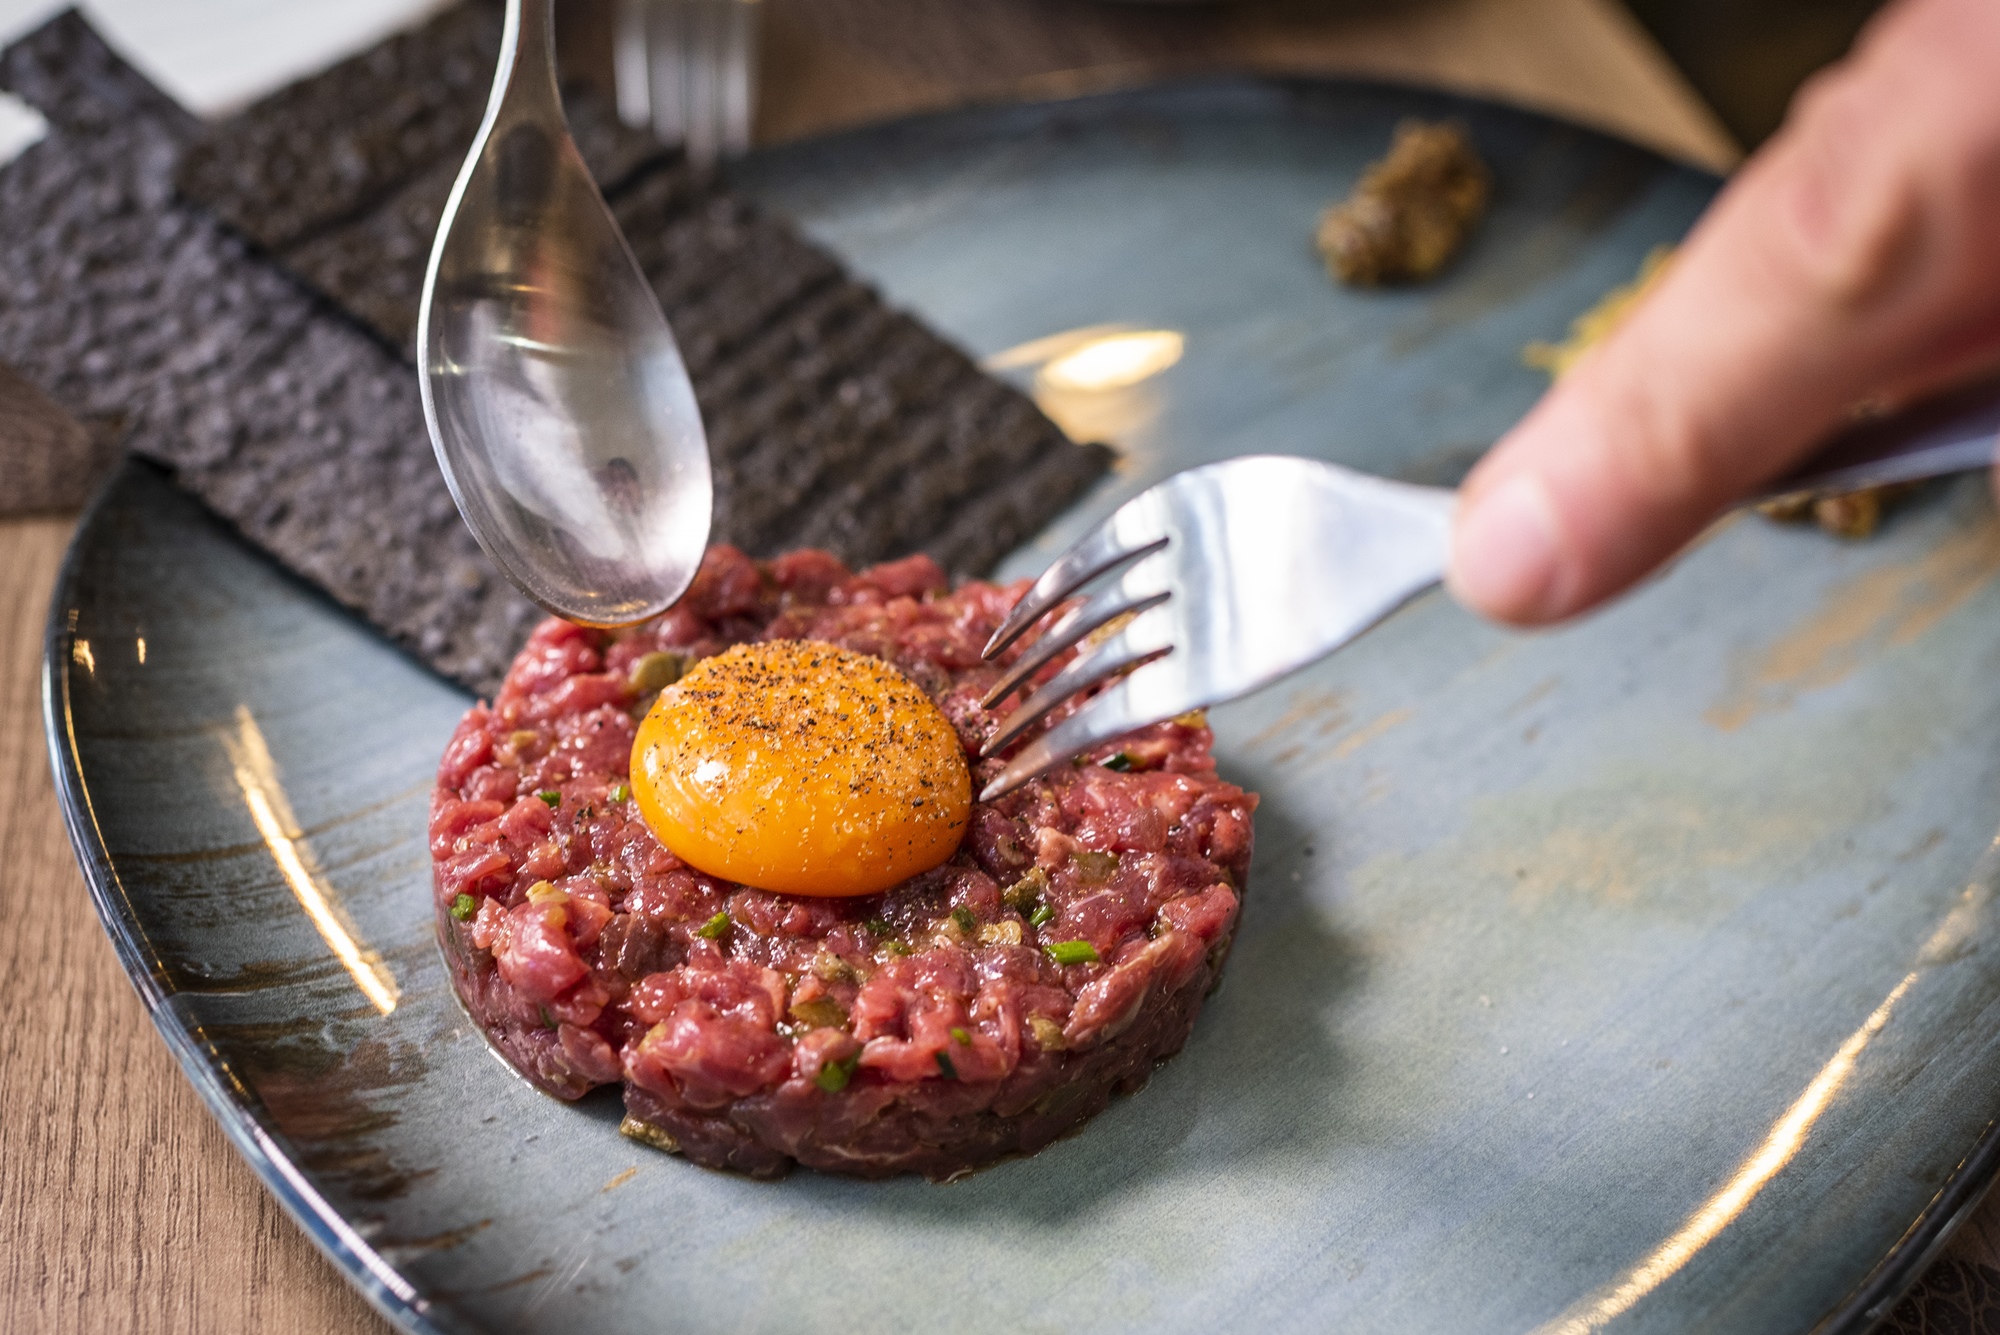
top-left (0, 12), bottom-right (540, 694)
top-left (173, 0), bottom-right (1113, 577)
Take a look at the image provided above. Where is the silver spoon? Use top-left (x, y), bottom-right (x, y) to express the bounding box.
top-left (419, 0), bottom-right (712, 627)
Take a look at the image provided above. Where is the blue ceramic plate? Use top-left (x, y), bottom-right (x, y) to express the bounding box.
top-left (46, 78), bottom-right (2000, 1334)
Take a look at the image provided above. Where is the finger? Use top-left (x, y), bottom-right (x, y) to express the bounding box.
top-left (1448, 0), bottom-right (2000, 626)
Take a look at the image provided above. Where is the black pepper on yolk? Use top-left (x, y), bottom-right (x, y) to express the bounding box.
top-left (630, 640), bottom-right (973, 896)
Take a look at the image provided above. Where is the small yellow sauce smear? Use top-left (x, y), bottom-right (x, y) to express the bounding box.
top-left (631, 641), bottom-right (971, 896)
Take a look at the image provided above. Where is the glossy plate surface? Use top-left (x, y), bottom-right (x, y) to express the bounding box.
top-left (47, 79), bottom-right (2000, 1334)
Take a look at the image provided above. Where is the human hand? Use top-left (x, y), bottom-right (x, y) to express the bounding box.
top-left (1447, 0), bottom-right (2000, 626)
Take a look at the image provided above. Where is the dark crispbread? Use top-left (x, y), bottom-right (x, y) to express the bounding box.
top-left (0, 7), bottom-right (1110, 694)
top-left (0, 13), bottom-right (541, 692)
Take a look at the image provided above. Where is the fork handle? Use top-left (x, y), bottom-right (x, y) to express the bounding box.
top-left (1761, 374), bottom-right (2000, 499)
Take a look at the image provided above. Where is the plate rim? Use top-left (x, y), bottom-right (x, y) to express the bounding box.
top-left (37, 65), bottom-right (2000, 1329)
top-left (42, 462), bottom-right (445, 1335)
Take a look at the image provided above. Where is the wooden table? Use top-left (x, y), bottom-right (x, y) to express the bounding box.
top-left (0, 1), bottom-right (1988, 1330)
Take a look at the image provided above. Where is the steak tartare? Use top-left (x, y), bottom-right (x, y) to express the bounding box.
top-left (430, 545), bottom-right (1258, 1179)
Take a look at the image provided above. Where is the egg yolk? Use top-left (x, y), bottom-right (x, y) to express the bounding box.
top-left (630, 640), bottom-right (972, 896)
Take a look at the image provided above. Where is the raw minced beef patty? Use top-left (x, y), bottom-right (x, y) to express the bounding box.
top-left (430, 545), bottom-right (1257, 1179)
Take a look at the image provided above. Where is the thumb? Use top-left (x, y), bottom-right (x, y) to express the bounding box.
top-left (1447, 0), bottom-right (2000, 626)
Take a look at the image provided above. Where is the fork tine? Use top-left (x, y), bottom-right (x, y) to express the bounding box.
top-left (981, 636), bottom-right (1170, 759)
top-left (982, 526), bottom-right (1167, 660)
top-left (972, 595), bottom-right (1168, 755)
top-left (979, 670), bottom-right (1178, 802)
top-left (981, 585), bottom-right (1169, 710)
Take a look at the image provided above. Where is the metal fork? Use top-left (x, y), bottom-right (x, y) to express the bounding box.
top-left (614, 0), bottom-right (759, 172)
top-left (977, 376), bottom-right (2000, 800)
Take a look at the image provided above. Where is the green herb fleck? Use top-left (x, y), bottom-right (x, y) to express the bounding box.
top-left (450, 893), bottom-right (477, 921)
top-left (610, 783), bottom-right (630, 803)
top-left (539, 1005), bottom-right (559, 1031)
top-left (536, 790), bottom-right (560, 808)
top-left (950, 1026), bottom-right (972, 1046)
top-left (816, 1054), bottom-right (859, 1094)
top-left (1028, 903), bottom-right (1055, 929)
top-left (1100, 751), bottom-right (1136, 772)
top-left (935, 1050), bottom-right (959, 1080)
top-left (698, 910), bottom-right (731, 940)
top-left (864, 917), bottom-right (893, 936)
top-left (884, 940), bottom-right (913, 957)
top-left (949, 907), bottom-right (976, 934)
top-left (1045, 939), bottom-right (1101, 966)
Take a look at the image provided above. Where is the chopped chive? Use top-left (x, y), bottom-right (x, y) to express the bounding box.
top-left (935, 1050), bottom-right (959, 1080)
top-left (816, 1054), bottom-right (859, 1094)
top-left (1045, 939), bottom-right (1100, 966)
top-left (863, 917), bottom-right (893, 936)
top-left (949, 907), bottom-right (976, 933)
top-left (449, 893), bottom-right (477, 921)
top-left (1100, 751), bottom-right (1135, 772)
top-left (536, 790), bottom-right (560, 808)
top-left (610, 783), bottom-right (630, 803)
top-left (697, 910), bottom-right (731, 940)
top-left (1028, 903), bottom-right (1054, 929)
top-left (950, 1026), bottom-right (972, 1046)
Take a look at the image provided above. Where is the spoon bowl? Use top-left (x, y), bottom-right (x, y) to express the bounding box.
top-left (419, 0), bottom-right (711, 627)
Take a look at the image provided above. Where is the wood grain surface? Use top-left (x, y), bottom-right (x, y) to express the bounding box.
top-left (0, 2), bottom-right (1991, 1332)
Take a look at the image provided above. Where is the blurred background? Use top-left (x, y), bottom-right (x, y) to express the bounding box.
top-left (0, 0), bottom-right (1895, 167)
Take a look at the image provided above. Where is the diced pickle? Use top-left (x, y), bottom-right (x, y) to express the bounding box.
top-left (788, 995), bottom-right (848, 1030)
top-left (811, 950), bottom-right (859, 983)
top-left (1071, 850), bottom-right (1119, 883)
top-left (1002, 866), bottom-right (1049, 910)
top-left (629, 650), bottom-right (690, 694)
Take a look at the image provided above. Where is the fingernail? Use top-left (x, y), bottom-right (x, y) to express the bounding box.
top-left (1448, 473), bottom-right (1563, 621)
